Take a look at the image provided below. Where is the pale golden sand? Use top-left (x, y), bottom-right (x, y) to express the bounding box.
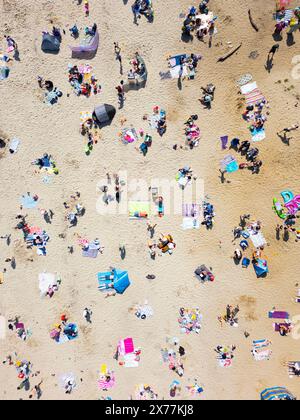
top-left (0, 0), bottom-right (300, 400)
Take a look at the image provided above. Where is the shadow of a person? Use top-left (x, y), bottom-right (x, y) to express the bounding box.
top-left (277, 132), bottom-right (291, 146)
top-left (265, 55), bottom-right (274, 73)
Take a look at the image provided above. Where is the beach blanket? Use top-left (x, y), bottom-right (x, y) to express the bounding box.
top-left (170, 65), bottom-right (188, 79)
top-left (149, 114), bottom-right (160, 129)
top-left (274, 322), bottom-right (291, 332)
top-left (220, 155), bottom-right (239, 173)
top-left (82, 241), bottom-right (100, 258)
top-left (252, 340), bottom-right (272, 361)
top-left (124, 353), bottom-right (139, 368)
top-left (218, 358), bottom-right (233, 368)
top-left (241, 82), bottom-right (258, 95)
top-left (248, 231), bottom-right (267, 248)
top-left (39, 272), bottom-right (57, 296)
top-left (20, 194), bottom-right (38, 209)
top-left (245, 88), bottom-right (265, 106)
top-left (252, 128), bottom-right (266, 142)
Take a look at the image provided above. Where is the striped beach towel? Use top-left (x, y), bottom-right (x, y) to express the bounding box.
top-left (245, 88), bottom-right (265, 106)
top-left (252, 340), bottom-right (272, 361)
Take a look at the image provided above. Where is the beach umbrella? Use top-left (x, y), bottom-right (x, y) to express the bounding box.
top-left (260, 387), bottom-right (296, 400)
top-left (41, 34), bottom-right (60, 53)
top-left (93, 104), bottom-right (116, 126)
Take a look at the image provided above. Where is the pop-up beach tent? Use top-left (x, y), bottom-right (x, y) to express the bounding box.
top-left (93, 104), bottom-right (116, 127)
top-left (98, 269), bottom-right (131, 294)
top-left (41, 34), bottom-right (60, 53)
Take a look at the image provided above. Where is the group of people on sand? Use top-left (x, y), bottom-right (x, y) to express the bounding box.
top-left (63, 192), bottom-right (85, 228)
top-left (148, 233), bottom-right (176, 258)
top-left (132, 0), bottom-right (154, 23)
top-left (182, 1), bottom-right (217, 41)
top-left (274, 6), bottom-right (300, 37)
top-left (68, 64), bottom-right (101, 97)
top-left (229, 139), bottom-right (263, 174)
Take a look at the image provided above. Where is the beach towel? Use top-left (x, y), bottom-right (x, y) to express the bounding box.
top-left (220, 136), bottom-right (228, 150)
top-left (269, 311), bottom-right (289, 319)
top-left (20, 195), bottom-right (38, 209)
top-left (124, 353), bottom-right (139, 368)
top-left (121, 128), bottom-right (138, 144)
top-left (240, 82), bottom-right (258, 95)
top-left (118, 338), bottom-right (134, 356)
top-left (249, 231), bottom-right (267, 248)
top-left (218, 358), bottom-right (232, 368)
top-left (39, 272), bottom-right (57, 296)
top-left (245, 88), bottom-right (265, 106)
top-left (221, 155), bottom-right (239, 173)
top-left (252, 340), bottom-right (272, 361)
top-left (82, 242), bottom-right (100, 258)
top-left (274, 322), bottom-right (291, 332)
top-left (252, 128), bottom-right (266, 142)
top-left (170, 65), bottom-right (188, 79)
top-left (169, 55), bottom-right (187, 68)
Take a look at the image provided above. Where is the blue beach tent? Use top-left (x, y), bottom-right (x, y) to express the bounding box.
top-left (98, 269), bottom-right (131, 294)
top-left (253, 258), bottom-right (269, 278)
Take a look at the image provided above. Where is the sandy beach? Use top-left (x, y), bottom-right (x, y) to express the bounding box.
top-left (0, 0), bottom-right (300, 400)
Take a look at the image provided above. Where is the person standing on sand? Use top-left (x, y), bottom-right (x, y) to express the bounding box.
top-left (114, 42), bottom-right (123, 75)
top-left (116, 81), bottom-right (125, 107)
top-left (268, 44), bottom-right (280, 58)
